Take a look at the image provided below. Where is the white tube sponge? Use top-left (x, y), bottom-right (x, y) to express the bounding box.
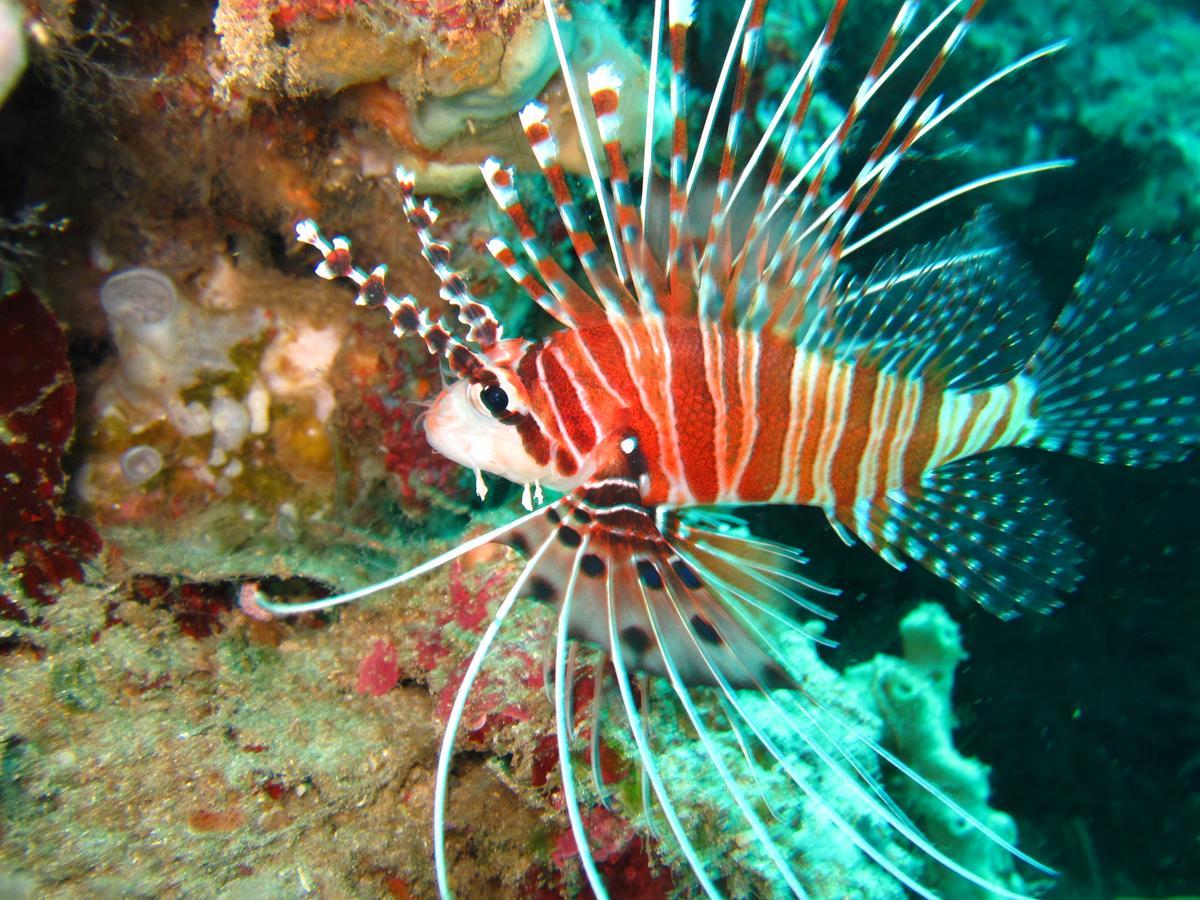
top-left (100, 268), bottom-right (182, 397)
top-left (97, 266), bottom-right (265, 422)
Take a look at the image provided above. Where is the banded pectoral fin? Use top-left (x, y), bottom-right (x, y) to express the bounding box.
top-left (500, 433), bottom-right (812, 691)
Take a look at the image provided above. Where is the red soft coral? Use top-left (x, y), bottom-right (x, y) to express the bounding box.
top-left (0, 285), bottom-right (101, 620)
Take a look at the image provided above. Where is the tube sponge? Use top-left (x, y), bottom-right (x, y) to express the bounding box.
top-left (97, 267), bottom-right (265, 421)
top-left (849, 604), bottom-right (1026, 899)
top-left (100, 267), bottom-right (183, 399)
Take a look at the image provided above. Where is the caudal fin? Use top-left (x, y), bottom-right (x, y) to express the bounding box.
top-left (1026, 231), bottom-right (1200, 467)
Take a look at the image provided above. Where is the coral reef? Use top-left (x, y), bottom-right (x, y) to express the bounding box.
top-left (0, 0), bottom-right (1196, 896)
top-left (0, 533), bottom-right (560, 896)
top-left (0, 536), bottom-right (1018, 897)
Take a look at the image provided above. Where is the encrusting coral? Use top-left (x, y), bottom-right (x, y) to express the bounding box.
top-left (212, 0), bottom-right (667, 192)
top-left (76, 252), bottom-right (468, 574)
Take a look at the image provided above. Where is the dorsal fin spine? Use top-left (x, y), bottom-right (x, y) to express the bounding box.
top-left (480, 157), bottom-right (607, 327)
top-left (519, 101), bottom-right (639, 320)
top-left (824, 2), bottom-right (988, 259)
top-left (842, 159), bottom-right (1073, 260)
top-left (744, 0), bottom-right (966, 323)
top-left (539, 0), bottom-right (629, 285)
top-left (696, 0), bottom-right (769, 322)
top-left (754, 1), bottom-right (974, 337)
top-left (726, 0), bottom-right (844, 213)
top-left (587, 65), bottom-right (667, 315)
top-left (840, 37), bottom-right (1072, 259)
top-left (640, 0), bottom-right (666, 228)
top-left (764, 0), bottom-right (966, 229)
top-left (485, 236), bottom-right (578, 329)
top-left (685, 0), bottom-right (759, 198)
top-left (664, 0), bottom-right (695, 308)
top-left (722, 0), bottom-right (848, 323)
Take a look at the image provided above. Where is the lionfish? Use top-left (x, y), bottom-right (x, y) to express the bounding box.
top-left (248, 0), bottom-right (1200, 895)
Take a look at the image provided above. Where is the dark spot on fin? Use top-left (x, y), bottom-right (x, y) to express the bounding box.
top-left (394, 305), bottom-right (420, 332)
top-left (361, 272), bottom-right (387, 307)
top-left (580, 553), bottom-right (606, 577)
top-left (426, 241), bottom-right (451, 264)
top-left (508, 533), bottom-right (530, 557)
top-left (636, 559), bottom-right (663, 590)
top-left (528, 577), bottom-right (556, 603)
top-left (557, 525), bottom-right (581, 548)
top-left (691, 615), bottom-right (722, 645)
top-left (621, 625), bottom-right (651, 655)
top-left (672, 558), bottom-right (702, 589)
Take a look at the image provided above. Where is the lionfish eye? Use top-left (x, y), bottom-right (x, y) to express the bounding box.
top-left (480, 383), bottom-right (509, 416)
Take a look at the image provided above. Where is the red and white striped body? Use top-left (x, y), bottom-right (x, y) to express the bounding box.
top-left (520, 316), bottom-right (1037, 512)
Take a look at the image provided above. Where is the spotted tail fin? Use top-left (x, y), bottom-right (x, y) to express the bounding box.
top-left (1025, 232), bottom-right (1200, 466)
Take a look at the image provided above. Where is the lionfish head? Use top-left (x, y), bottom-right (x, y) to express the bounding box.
top-left (297, 171), bottom-right (584, 501)
top-left (422, 349), bottom-right (558, 491)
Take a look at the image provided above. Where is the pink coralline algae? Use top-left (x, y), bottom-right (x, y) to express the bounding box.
top-left (370, 391), bottom-right (463, 513)
top-left (551, 808), bottom-right (674, 898)
top-left (356, 638), bottom-right (400, 695)
top-left (422, 560), bottom-right (540, 740)
top-left (267, 0), bottom-right (359, 28)
top-left (0, 285), bottom-right (101, 621)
